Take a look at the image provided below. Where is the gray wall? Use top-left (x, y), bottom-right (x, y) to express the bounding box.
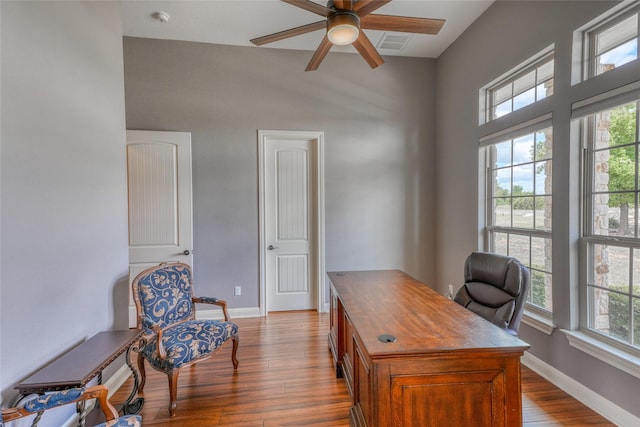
top-left (436, 0), bottom-right (640, 418)
top-left (0, 1), bottom-right (128, 404)
top-left (3, 0), bottom-right (639, 421)
top-left (123, 37), bottom-right (437, 307)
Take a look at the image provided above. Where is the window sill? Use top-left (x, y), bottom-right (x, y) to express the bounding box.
top-left (522, 310), bottom-right (556, 335)
top-left (562, 329), bottom-right (640, 380)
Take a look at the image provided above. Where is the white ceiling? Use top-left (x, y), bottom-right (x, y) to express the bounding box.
top-left (121, 0), bottom-right (494, 59)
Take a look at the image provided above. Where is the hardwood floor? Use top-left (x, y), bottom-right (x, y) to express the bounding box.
top-left (111, 311), bottom-right (615, 426)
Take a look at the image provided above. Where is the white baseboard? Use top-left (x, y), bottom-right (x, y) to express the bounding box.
top-left (522, 351), bottom-right (640, 426)
top-left (196, 306), bottom-right (262, 320)
top-left (128, 306), bottom-right (137, 328)
top-left (61, 413), bottom-right (81, 427)
top-left (104, 363), bottom-right (133, 399)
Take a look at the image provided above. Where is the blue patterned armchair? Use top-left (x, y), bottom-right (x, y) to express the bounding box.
top-left (0, 385), bottom-right (141, 426)
top-left (131, 262), bottom-right (239, 417)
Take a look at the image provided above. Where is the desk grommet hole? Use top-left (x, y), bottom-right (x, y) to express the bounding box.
top-left (378, 334), bottom-right (397, 343)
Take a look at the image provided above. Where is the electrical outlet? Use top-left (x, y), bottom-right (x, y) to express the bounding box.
top-left (234, 286), bottom-right (242, 296)
top-left (446, 284), bottom-right (454, 300)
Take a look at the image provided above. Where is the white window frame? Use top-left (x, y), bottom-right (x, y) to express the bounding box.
top-left (567, 81), bottom-right (640, 377)
top-left (480, 114), bottom-right (554, 325)
top-left (480, 46), bottom-right (554, 125)
top-left (574, 0), bottom-right (639, 84)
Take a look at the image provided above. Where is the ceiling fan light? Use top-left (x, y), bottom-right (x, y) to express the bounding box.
top-left (327, 12), bottom-right (360, 45)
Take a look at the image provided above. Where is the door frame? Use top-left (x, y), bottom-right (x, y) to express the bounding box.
top-left (258, 130), bottom-right (325, 316)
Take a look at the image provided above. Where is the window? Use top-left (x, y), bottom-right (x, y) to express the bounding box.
top-left (484, 124), bottom-right (553, 313)
top-left (484, 51), bottom-right (554, 122)
top-left (582, 97), bottom-right (640, 350)
top-left (584, 3), bottom-right (639, 79)
top-left (481, 48), bottom-right (556, 318)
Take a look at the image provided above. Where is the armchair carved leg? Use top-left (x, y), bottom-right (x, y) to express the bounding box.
top-left (167, 370), bottom-right (180, 417)
top-left (136, 352), bottom-right (146, 392)
top-left (231, 336), bottom-right (239, 370)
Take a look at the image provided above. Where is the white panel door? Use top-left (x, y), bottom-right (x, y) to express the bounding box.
top-left (265, 138), bottom-right (315, 312)
top-left (126, 130), bottom-right (193, 326)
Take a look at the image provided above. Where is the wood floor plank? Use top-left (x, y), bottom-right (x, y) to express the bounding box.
top-left (111, 311), bottom-right (615, 426)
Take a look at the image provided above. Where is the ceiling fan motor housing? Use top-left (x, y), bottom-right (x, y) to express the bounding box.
top-left (327, 11), bottom-right (360, 45)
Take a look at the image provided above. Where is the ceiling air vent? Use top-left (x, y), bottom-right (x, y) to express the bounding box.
top-left (377, 33), bottom-right (412, 50)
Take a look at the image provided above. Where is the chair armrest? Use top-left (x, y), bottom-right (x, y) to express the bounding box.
top-left (82, 385), bottom-right (121, 422)
top-left (192, 296), bottom-right (231, 321)
top-left (192, 296), bottom-right (219, 304)
top-left (142, 317), bottom-right (167, 359)
top-left (1, 385), bottom-right (119, 423)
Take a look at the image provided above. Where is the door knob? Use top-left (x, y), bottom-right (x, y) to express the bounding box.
top-left (183, 250), bottom-right (191, 256)
top-left (267, 245), bottom-right (278, 250)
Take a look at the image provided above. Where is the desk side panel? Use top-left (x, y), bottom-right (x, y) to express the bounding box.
top-left (328, 283), bottom-right (343, 377)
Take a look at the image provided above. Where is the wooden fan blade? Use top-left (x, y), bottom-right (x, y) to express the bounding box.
top-left (282, 0), bottom-right (332, 17)
top-left (251, 21), bottom-right (326, 46)
top-left (306, 36), bottom-right (333, 71)
top-left (352, 32), bottom-right (384, 69)
top-left (353, 0), bottom-right (391, 18)
top-left (361, 15), bottom-right (445, 35)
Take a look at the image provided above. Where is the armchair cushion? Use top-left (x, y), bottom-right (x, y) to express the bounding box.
top-left (23, 387), bottom-right (85, 412)
top-left (142, 319), bottom-right (239, 370)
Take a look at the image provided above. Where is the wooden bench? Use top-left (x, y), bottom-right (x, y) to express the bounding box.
top-left (15, 330), bottom-right (145, 419)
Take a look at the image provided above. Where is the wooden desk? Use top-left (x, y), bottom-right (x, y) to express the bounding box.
top-left (328, 270), bottom-right (530, 427)
top-left (15, 330), bottom-right (144, 415)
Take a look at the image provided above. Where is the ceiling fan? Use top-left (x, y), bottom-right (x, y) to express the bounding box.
top-left (250, 0), bottom-right (445, 71)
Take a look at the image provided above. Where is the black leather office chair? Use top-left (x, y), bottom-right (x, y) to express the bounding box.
top-left (454, 252), bottom-right (530, 335)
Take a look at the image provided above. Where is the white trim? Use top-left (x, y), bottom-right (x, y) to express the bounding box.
top-left (479, 44), bottom-right (554, 125)
top-left (133, 305), bottom-right (261, 325)
top-left (61, 414), bottom-right (82, 427)
top-left (479, 112), bottom-right (552, 146)
top-left (258, 132), bottom-right (266, 316)
top-left (522, 351), bottom-right (640, 427)
top-left (196, 306), bottom-right (262, 320)
top-left (572, 0), bottom-right (640, 84)
top-left (128, 305), bottom-right (137, 328)
top-left (104, 363), bottom-right (132, 399)
top-left (257, 130), bottom-right (326, 316)
top-left (562, 329), bottom-right (640, 380)
top-left (521, 310), bottom-right (556, 335)
top-left (317, 137), bottom-right (326, 313)
top-left (571, 80), bottom-right (640, 118)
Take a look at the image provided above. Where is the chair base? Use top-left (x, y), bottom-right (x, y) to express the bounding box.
top-left (139, 333), bottom-right (240, 417)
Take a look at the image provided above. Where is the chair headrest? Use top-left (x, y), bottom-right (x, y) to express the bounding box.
top-left (464, 251), bottom-right (524, 297)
